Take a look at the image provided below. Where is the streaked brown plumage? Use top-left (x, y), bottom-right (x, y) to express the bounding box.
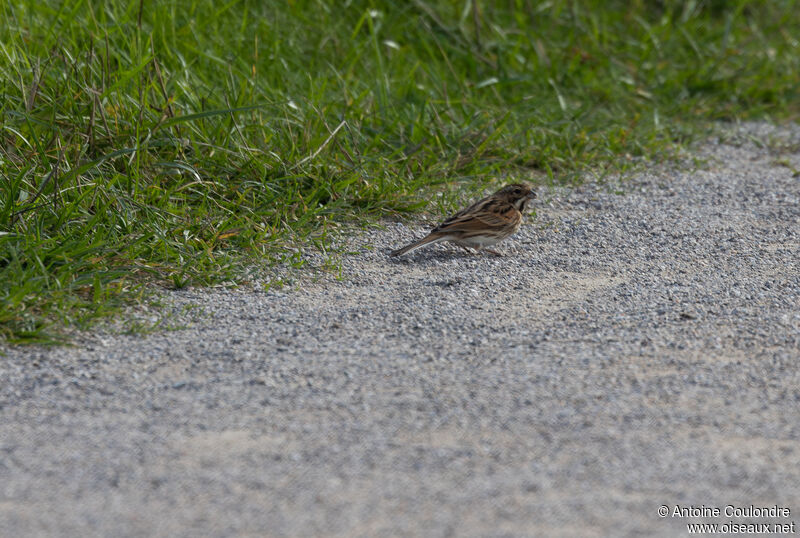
top-left (390, 183), bottom-right (536, 257)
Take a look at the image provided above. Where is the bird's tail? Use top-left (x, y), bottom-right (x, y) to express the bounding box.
top-left (390, 233), bottom-right (448, 257)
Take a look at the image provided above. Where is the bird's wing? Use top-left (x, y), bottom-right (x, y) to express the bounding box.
top-left (433, 198), bottom-right (521, 234)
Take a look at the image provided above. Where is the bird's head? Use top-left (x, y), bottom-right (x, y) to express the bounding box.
top-left (494, 183), bottom-right (536, 211)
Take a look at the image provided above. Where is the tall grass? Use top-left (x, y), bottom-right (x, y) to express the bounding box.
top-left (1, 0), bottom-right (799, 342)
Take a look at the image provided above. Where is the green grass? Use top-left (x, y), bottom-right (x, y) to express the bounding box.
top-left (1, 0), bottom-right (799, 343)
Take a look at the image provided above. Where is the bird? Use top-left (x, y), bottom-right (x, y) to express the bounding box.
top-left (390, 183), bottom-right (536, 257)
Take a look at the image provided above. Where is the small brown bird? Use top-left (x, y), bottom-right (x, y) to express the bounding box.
top-left (390, 183), bottom-right (536, 257)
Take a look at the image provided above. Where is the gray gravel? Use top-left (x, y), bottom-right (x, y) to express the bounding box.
top-left (1, 123), bottom-right (799, 537)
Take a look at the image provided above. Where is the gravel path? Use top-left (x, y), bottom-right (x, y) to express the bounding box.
top-left (2, 124), bottom-right (799, 537)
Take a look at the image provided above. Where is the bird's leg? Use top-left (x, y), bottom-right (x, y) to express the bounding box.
top-left (483, 248), bottom-right (503, 257)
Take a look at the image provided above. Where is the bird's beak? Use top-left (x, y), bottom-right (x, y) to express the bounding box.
top-left (527, 191), bottom-right (537, 199)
